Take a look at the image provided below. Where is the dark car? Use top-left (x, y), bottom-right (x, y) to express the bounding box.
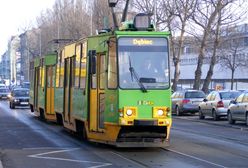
top-left (9, 88), bottom-right (29, 109)
top-left (0, 88), bottom-right (10, 99)
top-left (171, 90), bottom-right (206, 116)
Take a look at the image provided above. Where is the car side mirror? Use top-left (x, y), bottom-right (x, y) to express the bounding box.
top-left (203, 98), bottom-right (208, 102)
top-left (230, 100), bottom-right (237, 104)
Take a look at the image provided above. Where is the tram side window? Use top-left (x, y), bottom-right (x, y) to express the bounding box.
top-left (39, 67), bottom-right (44, 87)
top-left (107, 37), bottom-right (117, 89)
top-left (80, 42), bottom-right (87, 89)
top-left (29, 61), bottom-right (34, 86)
top-left (100, 54), bottom-right (106, 89)
top-left (55, 52), bottom-right (61, 88)
top-left (59, 51), bottom-right (65, 87)
top-left (74, 44), bottom-right (81, 88)
top-left (71, 56), bottom-right (76, 87)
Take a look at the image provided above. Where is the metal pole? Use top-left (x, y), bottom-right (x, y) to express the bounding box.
top-left (39, 30), bottom-right (41, 57)
top-left (154, 0), bottom-right (157, 30)
top-left (121, 0), bottom-right (130, 22)
top-left (111, 7), bottom-right (118, 29)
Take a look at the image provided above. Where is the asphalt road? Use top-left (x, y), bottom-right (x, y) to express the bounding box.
top-left (0, 100), bottom-right (248, 168)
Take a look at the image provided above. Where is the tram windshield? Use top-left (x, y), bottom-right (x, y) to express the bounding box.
top-left (118, 37), bottom-right (169, 89)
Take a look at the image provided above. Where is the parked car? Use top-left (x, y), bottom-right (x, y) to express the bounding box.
top-left (21, 82), bottom-right (30, 89)
top-left (171, 90), bottom-right (206, 116)
top-left (227, 92), bottom-right (248, 125)
top-left (0, 83), bottom-right (6, 88)
top-left (9, 88), bottom-right (29, 109)
top-left (199, 90), bottom-right (241, 120)
top-left (0, 88), bottom-right (10, 99)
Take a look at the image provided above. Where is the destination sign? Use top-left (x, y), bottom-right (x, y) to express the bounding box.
top-left (133, 39), bottom-right (153, 45)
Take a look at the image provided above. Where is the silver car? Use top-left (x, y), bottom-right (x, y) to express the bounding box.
top-left (199, 90), bottom-right (241, 120)
top-left (0, 88), bottom-right (10, 99)
top-left (171, 90), bottom-right (206, 116)
top-left (227, 92), bottom-right (248, 125)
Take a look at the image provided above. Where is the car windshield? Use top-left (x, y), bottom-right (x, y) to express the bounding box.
top-left (220, 92), bottom-right (241, 99)
top-left (185, 91), bottom-right (205, 98)
top-left (13, 90), bottom-right (29, 97)
top-left (118, 37), bottom-right (169, 89)
top-left (0, 89), bottom-right (9, 92)
top-left (22, 82), bottom-right (30, 88)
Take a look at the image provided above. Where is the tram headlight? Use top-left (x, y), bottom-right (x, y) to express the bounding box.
top-left (126, 109), bottom-right (133, 116)
top-left (157, 109), bottom-right (164, 116)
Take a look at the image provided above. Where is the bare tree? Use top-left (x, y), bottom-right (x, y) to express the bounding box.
top-left (191, 0), bottom-right (230, 90)
top-left (201, 9), bottom-right (222, 93)
top-left (219, 37), bottom-right (247, 90)
top-left (171, 0), bottom-right (197, 91)
top-left (191, 0), bottom-right (247, 90)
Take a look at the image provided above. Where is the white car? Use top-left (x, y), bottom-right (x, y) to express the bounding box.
top-left (199, 90), bottom-right (241, 120)
top-left (227, 92), bottom-right (248, 125)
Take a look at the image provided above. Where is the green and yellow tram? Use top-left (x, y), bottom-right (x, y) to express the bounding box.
top-left (31, 14), bottom-right (172, 147)
top-left (29, 54), bottom-right (57, 122)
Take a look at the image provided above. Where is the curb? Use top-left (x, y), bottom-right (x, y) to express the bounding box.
top-left (174, 116), bottom-right (248, 131)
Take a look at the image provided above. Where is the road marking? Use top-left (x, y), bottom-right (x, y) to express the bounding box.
top-left (167, 148), bottom-right (227, 168)
top-left (0, 160), bottom-right (3, 168)
top-left (110, 151), bottom-right (147, 167)
top-left (28, 148), bottom-right (112, 168)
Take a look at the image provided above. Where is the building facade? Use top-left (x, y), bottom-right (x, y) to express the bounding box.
top-left (171, 24), bottom-right (248, 91)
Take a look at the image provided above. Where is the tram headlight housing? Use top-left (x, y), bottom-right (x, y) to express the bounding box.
top-left (153, 107), bottom-right (170, 118)
top-left (123, 107), bottom-right (137, 118)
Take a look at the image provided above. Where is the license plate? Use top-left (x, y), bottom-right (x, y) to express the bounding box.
top-left (20, 102), bottom-right (28, 105)
top-left (192, 101), bottom-right (200, 104)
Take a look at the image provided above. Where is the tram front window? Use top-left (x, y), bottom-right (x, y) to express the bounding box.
top-left (118, 37), bottom-right (169, 89)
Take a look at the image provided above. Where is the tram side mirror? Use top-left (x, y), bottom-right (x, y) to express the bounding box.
top-left (89, 50), bottom-right (96, 75)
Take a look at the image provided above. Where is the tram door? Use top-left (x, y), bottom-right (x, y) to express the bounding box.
top-left (89, 53), bottom-right (105, 132)
top-left (45, 66), bottom-right (54, 115)
top-left (63, 57), bottom-right (74, 124)
top-left (34, 67), bottom-right (40, 111)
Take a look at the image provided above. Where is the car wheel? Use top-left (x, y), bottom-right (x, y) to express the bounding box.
top-left (176, 106), bottom-right (181, 116)
top-left (213, 109), bottom-right (219, 121)
top-left (228, 111), bottom-right (235, 124)
top-left (246, 112), bottom-right (248, 126)
top-left (199, 108), bottom-right (205, 120)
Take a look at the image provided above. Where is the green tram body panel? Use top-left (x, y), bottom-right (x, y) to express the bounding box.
top-left (54, 88), bottom-right (63, 113)
top-left (38, 54), bottom-right (57, 109)
top-left (31, 54), bottom-right (57, 113)
top-left (29, 57), bottom-right (40, 108)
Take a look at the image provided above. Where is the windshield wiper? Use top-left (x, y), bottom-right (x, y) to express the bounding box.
top-left (128, 56), bottom-right (147, 93)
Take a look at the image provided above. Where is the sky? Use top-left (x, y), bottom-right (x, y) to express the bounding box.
top-left (0, 0), bottom-right (55, 55)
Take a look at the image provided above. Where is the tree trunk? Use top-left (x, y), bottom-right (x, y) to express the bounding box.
top-left (193, 1), bottom-right (222, 90)
top-left (172, 60), bottom-right (180, 91)
top-left (193, 42), bottom-right (205, 90)
top-left (231, 69), bottom-right (234, 90)
top-left (172, 22), bottom-right (186, 91)
top-left (202, 11), bottom-right (221, 93)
